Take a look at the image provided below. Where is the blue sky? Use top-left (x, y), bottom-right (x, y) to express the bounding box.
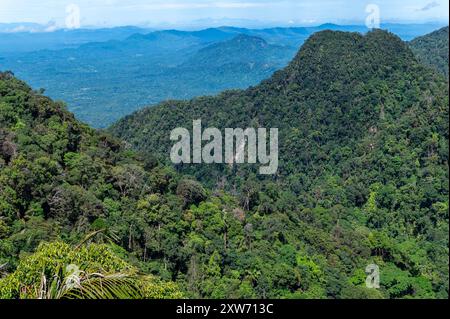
top-left (0, 0), bottom-right (448, 28)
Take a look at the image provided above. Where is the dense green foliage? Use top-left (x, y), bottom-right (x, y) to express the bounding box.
top-left (0, 71), bottom-right (188, 298)
top-left (111, 30), bottom-right (449, 298)
top-left (0, 241), bottom-right (182, 299)
top-left (0, 28), bottom-right (449, 300)
top-left (410, 26), bottom-right (449, 78)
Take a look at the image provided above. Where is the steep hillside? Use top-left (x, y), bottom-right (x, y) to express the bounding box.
top-left (0, 71), bottom-right (187, 297)
top-left (0, 70), bottom-right (394, 299)
top-left (111, 30), bottom-right (449, 298)
top-left (0, 73), bottom-right (151, 243)
top-left (410, 26), bottom-right (449, 77)
top-left (111, 30), bottom-right (448, 182)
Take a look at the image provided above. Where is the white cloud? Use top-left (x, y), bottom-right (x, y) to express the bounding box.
top-left (118, 1), bottom-right (269, 10)
top-left (417, 1), bottom-right (440, 11)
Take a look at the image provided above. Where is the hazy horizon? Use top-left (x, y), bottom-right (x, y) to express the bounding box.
top-left (0, 20), bottom-right (448, 34)
top-left (0, 0), bottom-right (448, 30)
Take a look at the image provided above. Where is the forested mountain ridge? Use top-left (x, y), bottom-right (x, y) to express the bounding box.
top-left (409, 26), bottom-right (449, 77)
top-left (0, 28), bottom-right (449, 299)
top-left (0, 71), bottom-right (188, 298)
top-left (111, 29), bottom-right (449, 298)
top-left (1, 24), bottom-right (445, 128)
top-left (111, 29), bottom-right (449, 180)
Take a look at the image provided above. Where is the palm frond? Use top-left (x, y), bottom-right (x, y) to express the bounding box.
top-left (61, 274), bottom-right (144, 299)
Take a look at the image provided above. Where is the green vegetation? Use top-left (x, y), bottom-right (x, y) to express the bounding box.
top-left (0, 241), bottom-right (182, 299)
top-left (409, 26), bottom-right (449, 78)
top-left (0, 71), bottom-right (186, 298)
top-left (111, 30), bottom-right (449, 298)
top-left (0, 32), bottom-right (297, 128)
top-left (0, 28), bottom-right (449, 300)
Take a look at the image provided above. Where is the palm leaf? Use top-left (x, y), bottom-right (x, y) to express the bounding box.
top-left (61, 274), bottom-right (144, 299)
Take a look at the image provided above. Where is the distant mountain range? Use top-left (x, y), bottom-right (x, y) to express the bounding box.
top-left (0, 31), bottom-right (296, 127)
top-left (0, 22), bottom-right (47, 33)
top-left (0, 23), bottom-right (447, 127)
top-left (0, 23), bottom-right (445, 53)
top-left (0, 26), bottom-right (152, 53)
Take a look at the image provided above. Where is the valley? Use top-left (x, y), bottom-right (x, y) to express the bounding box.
top-left (1, 25), bottom-right (448, 299)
